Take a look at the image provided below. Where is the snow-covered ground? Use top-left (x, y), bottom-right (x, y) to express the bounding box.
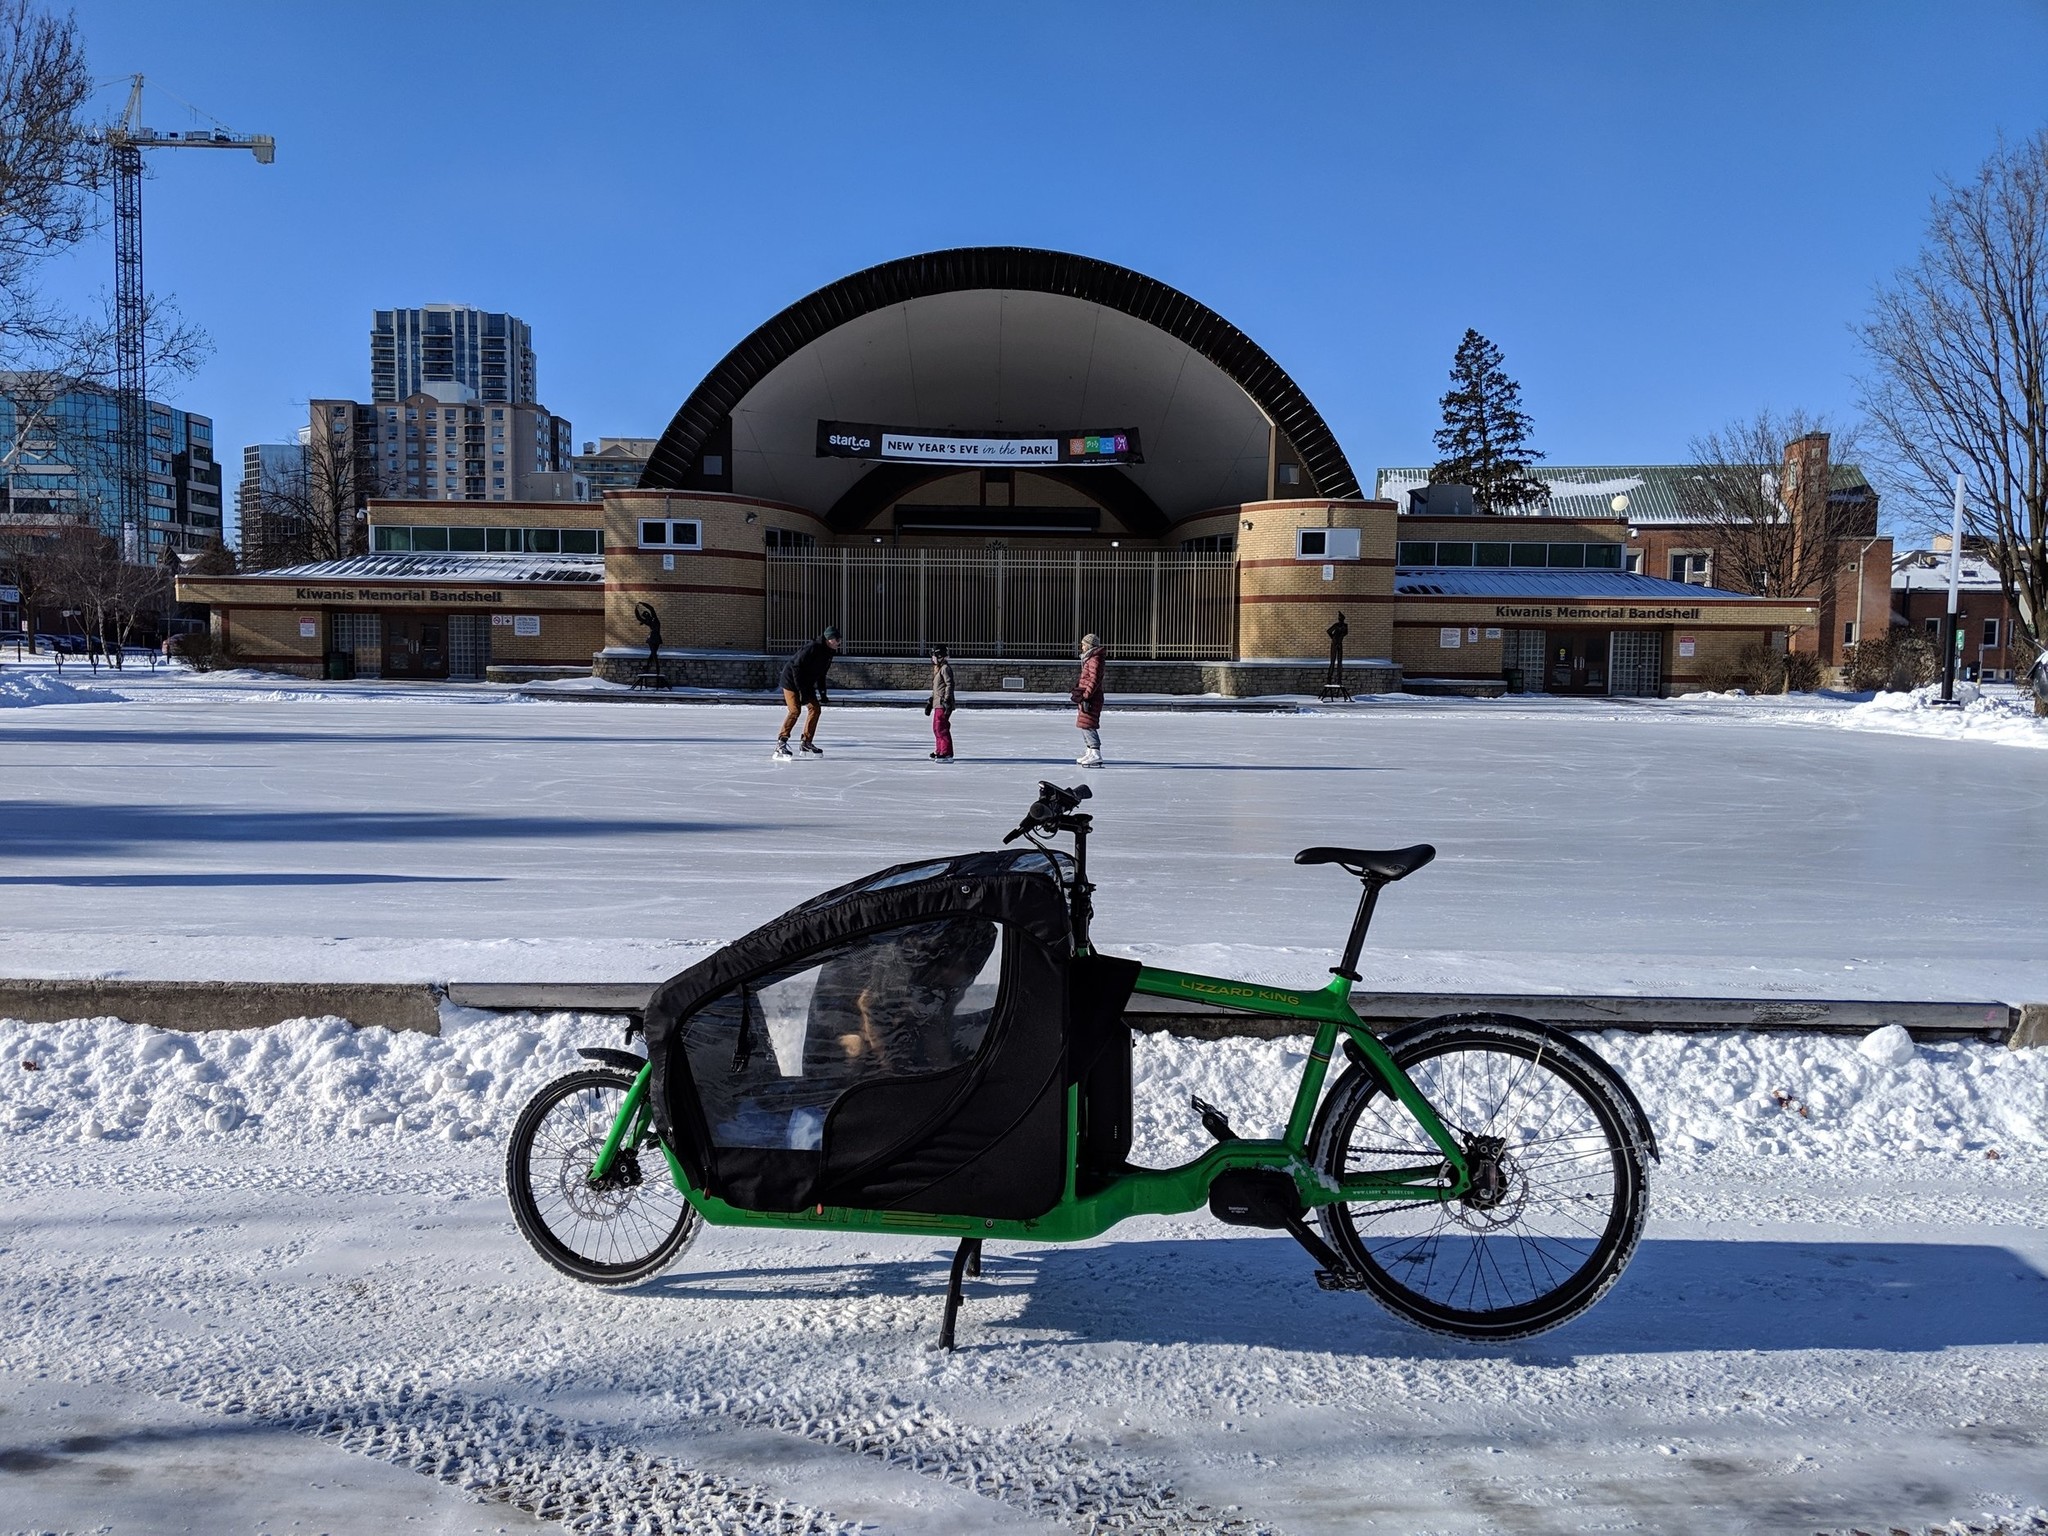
top-left (3, 660), bottom-right (2046, 1533)
top-left (2, 1008), bottom-right (2045, 1534)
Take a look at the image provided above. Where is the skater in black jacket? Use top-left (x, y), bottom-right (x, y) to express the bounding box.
top-left (776, 626), bottom-right (841, 757)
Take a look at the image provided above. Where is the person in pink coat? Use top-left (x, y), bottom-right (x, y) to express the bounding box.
top-left (1071, 633), bottom-right (1105, 766)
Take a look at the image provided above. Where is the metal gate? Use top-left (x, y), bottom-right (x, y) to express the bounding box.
top-left (765, 548), bottom-right (1235, 659)
top-left (331, 611), bottom-right (382, 678)
top-left (1609, 629), bottom-right (1664, 696)
top-left (448, 613), bottom-right (491, 680)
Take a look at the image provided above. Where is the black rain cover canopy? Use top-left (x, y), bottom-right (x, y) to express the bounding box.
top-left (644, 848), bottom-right (1134, 1219)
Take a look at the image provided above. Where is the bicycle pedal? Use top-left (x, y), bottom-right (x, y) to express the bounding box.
top-left (1189, 1094), bottom-right (1236, 1143)
top-left (1314, 1268), bottom-right (1371, 1293)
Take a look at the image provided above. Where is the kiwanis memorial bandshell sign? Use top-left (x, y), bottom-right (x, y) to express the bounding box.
top-left (1493, 604), bottom-right (1705, 622)
top-left (293, 587), bottom-right (507, 605)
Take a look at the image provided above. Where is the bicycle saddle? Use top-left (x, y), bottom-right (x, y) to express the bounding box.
top-left (1293, 844), bottom-right (1436, 882)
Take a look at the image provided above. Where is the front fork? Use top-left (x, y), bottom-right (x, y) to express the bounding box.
top-left (588, 1066), bottom-right (688, 1190)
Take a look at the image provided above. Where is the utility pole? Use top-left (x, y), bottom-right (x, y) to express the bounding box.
top-left (103, 76), bottom-right (274, 560)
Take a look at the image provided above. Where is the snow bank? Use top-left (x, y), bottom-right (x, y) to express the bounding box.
top-left (4, 1012), bottom-right (2042, 1169)
top-left (1130, 1027), bottom-right (2046, 1167)
top-left (0, 671), bottom-right (118, 708)
top-left (0, 1010), bottom-right (599, 1143)
top-left (1838, 682), bottom-right (2047, 748)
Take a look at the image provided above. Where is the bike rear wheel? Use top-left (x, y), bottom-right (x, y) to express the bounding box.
top-left (505, 1067), bottom-right (700, 1286)
top-left (1312, 1016), bottom-right (1650, 1340)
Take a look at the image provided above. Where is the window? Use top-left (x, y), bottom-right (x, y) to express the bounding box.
top-left (1178, 533), bottom-right (1233, 554)
top-left (1435, 541), bottom-right (1474, 566)
top-left (1924, 616), bottom-right (1940, 636)
top-left (1396, 541), bottom-right (1435, 565)
top-left (448, 526), bottom-right (486, 552)
top-left (1547, 543), bottom-right (1586, 568)
top-left (1670, 552), bottom-right (1712, 585)
top-left (699, 454), bottom-right (724, 477)
top-left (765, 527), bottom-right (818, 552)
top-left (1510, 542), bottom-right (1547, 567)
top-left (1844, 621), bottom-right (1857, 645)
top-left (1583, 544), bottom-right (1623, 569)
top-left (1982, 617), bottom-right (1999, 647)
top-left (1624, 549), bottom-right (1644, 573)
top-left (1296, 527), bottom-right (1361, 560)
top-left (491, 409), bottom-right (504, 421)
top-left (1277, 464), bottom-right (1300, 486)
top-left (410, 526), bottom-right (448, 551)
top-left (1475, 541), bottom-right (1511, 567)
top-left (527, 528), bottom-right (559, 553)
top-left (373, 526), bottom-right (410, 552)
top-left (560, 528), bottom-right (600, 554)
top-left (639, 518), bottom-right (702, 550)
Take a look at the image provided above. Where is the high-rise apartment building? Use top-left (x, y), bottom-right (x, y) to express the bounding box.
top-left (371, 306), bottom-right (536, 404)
top-left (0, 375), bottom-right (223, 553)
top-left (235, 442), bottom-right (302, 568)
top-left (311, 389), bottom-right (573, 509)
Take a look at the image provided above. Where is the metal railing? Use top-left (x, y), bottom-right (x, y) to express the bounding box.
top-left (765, 548), bottom-right (1236, 659)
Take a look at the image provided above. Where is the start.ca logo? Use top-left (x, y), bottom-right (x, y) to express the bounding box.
top-left (828, 433), bottom-right (873, 452)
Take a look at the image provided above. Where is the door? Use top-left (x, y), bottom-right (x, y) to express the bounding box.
top-left (382, 613), bottom-right (450, 679)
top-left (1546, 630), bottom-right (1609, 694)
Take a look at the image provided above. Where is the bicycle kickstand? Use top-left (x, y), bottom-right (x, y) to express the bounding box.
top-left (936, 1237), bottom-right (983, 1351)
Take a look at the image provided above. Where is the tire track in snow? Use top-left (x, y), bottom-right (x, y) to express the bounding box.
top-left (22, 1336), bottom-right (865, 1536)
top-left (707, 1387), bottom-right (1278, 1535)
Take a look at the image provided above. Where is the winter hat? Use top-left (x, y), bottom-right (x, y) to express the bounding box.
top-left (930, 643), bottom-right (948, 658)
top-left (1080, 633), bottom-right (1101, 653)
top-left (821, 625), bottom-right (841, 640)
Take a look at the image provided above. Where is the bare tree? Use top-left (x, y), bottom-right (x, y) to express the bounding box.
top-left (241, 429), bottom-right (381, 569)
top-left (1859, 130), bottom-right (2048, 678)
top-left (45, 519), bottom-right (165, 665)
top-left (0, 0), bottom-right (104, 369)
top-left (1677, 410), bottom-right (1870, 598)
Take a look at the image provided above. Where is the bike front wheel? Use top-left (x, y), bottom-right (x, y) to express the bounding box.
top-left (505, 1067), bottom-right (700, 1286)
top-left (1312, 1016), bottom-right (1651, 1340)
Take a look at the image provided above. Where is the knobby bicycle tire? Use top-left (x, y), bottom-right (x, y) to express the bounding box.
top-left (1311, 1015), bottom-right (1651, 1340)
top-left (505, 1067), bottom-right (701, 1286)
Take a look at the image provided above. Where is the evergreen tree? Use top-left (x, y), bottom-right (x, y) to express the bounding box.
top-left (1430, 329), bottom-right (1548, 513)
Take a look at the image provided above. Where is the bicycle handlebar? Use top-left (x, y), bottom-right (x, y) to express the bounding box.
top-left (1002, 780), bottom-right (1092, 842)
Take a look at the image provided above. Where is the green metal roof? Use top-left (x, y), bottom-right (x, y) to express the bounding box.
top-left (1376, 463), bottom-right (1875, 526)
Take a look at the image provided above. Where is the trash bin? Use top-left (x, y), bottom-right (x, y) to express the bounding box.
top-left (323, 650), bottom-right (355, 681)
top-left (1502, 666), bottom-right (1523, 694)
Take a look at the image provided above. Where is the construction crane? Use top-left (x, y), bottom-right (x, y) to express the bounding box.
top-left (104, 75), bottom-right (274, 557)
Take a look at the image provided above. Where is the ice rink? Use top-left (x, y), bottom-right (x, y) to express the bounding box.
top-left (0, 668), bottom-right (2043, 1004)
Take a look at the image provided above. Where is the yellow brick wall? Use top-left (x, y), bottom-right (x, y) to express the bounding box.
top-left (604, 491), bottom-right (827, 651)
top-left (1234, 499), bottom-right (1397, 660)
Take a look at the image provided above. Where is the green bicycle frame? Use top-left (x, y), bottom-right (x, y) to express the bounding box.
top-left (587, 962), bottom-right (1471, 1244)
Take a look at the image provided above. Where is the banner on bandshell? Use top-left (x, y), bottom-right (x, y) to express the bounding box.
top-left (816, 420), bottom-right (1142, 466)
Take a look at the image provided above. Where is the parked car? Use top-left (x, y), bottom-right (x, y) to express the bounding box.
top-left (35, 632), bottom-right (89, 654)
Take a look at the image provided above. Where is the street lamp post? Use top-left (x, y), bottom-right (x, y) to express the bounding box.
top-left (1939, 474), bottom-right (1964, 704)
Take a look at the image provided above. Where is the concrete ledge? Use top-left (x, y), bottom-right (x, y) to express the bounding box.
top-left (446, 982), bottom-right (2017, 1042)
top-left (9, 979), bottom-right (2029, 1047)
top-left (0, 980), bottom-right (442, 1035)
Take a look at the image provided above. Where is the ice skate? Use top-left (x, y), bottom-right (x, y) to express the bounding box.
top-left (772, 740), bottom-right (794, 761)
top-left (800, 741), bottom-right (824, 755)
top-left (1078, 748), bottom-right (1103, 767)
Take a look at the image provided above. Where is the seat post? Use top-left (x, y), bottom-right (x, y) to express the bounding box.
top-left (1330, 878), bottom-right (1386, 984)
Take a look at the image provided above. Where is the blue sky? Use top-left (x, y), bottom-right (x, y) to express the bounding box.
top-left (55, 1), bottom-right (2048, 524)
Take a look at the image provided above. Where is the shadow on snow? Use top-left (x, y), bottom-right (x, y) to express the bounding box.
top-left (650, 1237), bottom-right (2048, 1359)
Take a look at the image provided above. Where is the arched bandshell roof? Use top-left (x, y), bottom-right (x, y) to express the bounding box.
top-left (641, 247), bottom-right (1359, 520)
